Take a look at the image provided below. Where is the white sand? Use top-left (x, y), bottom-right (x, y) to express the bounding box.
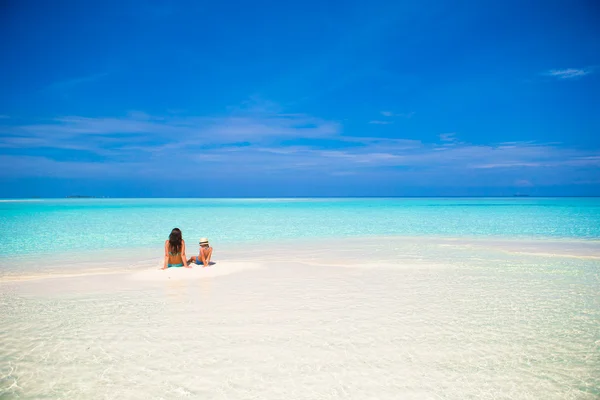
top-left (1, 237), bottom-right (599, 399)
top-left (132, 261), bottom-right (263, 281)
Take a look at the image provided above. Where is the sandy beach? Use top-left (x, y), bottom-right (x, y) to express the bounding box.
top-left (2, 236), bottom-right (599, 399)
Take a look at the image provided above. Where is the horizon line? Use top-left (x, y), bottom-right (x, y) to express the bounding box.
top-left (3, 195), bottom-right (600, 200)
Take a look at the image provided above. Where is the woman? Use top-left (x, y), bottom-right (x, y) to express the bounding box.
top-left (162, 228), bottom-right (190, 269)
top-left (188, 237), bottom-right (213, 267)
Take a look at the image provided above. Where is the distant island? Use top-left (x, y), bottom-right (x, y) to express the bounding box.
top-left (65, 195), bottom-right (97, 198)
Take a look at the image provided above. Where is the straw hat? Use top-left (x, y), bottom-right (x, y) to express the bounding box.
top-left (199, 238), bottom-right (209, 246)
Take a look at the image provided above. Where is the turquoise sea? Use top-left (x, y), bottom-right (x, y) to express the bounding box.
top-left (2, 197), bottom-right (600, 257)
top-left (2, 198), bottom-right (600, 399)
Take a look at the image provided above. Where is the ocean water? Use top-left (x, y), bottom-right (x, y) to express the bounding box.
top-left (1, 197), bottom-right (600, 257)
top-left (1, 198), bottom-right (599, 399)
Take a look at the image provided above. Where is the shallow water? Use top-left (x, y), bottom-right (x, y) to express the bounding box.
top-left (1, 237), bottom-right (599, 399)
top-left (1, 198), bottom-right (600, 258)
top-left (1, 199), bottom-right (599, 398)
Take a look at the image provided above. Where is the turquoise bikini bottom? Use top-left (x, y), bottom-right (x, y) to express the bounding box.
top-left (167, 263), bottom-right (184, 268)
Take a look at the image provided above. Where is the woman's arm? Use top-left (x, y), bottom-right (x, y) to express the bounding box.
top-left (162, 240), bottom-right (169, 270)
top-left (182, 240), bottom-right (189, 267)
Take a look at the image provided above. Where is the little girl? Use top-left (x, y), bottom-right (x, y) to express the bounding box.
top-left (188, 237), bottom-right (213, 267)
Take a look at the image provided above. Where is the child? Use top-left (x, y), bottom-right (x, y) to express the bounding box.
top-left (188, 237), bottom-right (213, 267)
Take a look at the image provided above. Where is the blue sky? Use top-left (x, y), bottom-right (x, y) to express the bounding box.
top-left (0, 0), bottom-right (599, 197)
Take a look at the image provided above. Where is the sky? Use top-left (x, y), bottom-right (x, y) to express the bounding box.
top-left (0, 0), bottom-right (599, 197)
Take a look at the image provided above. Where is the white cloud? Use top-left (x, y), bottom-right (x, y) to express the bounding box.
top-left (439, 133), bottom-right (456, 142)
top-left (2, 136), bottom-right (599, 187)
top-left (2, 105), bottom-right (599, 187)
top-left (544, 68), bottom-right (591, 79)
top-left (1, 111), bottom-right (341, 156)
top-left (369, 120), bottom-right (392, 125)
top-left (380, 111), bottom-right (414, 118)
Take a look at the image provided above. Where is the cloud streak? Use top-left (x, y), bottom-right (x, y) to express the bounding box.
top-left (544, 68), bottom-right (592, 79)
top-left (1, 111), bottom-right (341, 156)
top-left (380, 111), bottom-right (414, 118)
top-left (439, 133), bottom-right (456, 142)
top-left (45, 73), bottom-right (109, 91)
top-left (1, 109), bottom-right (598, 188)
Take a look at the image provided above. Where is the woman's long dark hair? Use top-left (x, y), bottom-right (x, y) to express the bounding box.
top-left (168, 228), bottom-right (183, 254)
